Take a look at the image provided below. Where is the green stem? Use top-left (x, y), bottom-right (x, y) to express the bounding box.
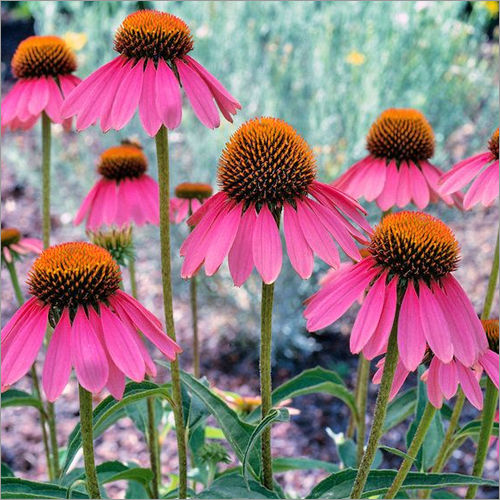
top-left (356, 354), bottom-right (370, 466)
top-left (481, 228), bottom-right (499, 321)
top-left (78, 385), bottom-right (101, 499)
top-left (155, 125), bottom-right (187, 498)
top-left (190, 275), bottom-right (200, 379)
top-left (5, 259), bottom-right (53, 480)
top-left (350, 300), bottom-right (402, 498)
top-left (465, 379), bottom-right (498, 499)
top-left (47, 403), bottom-right (60, 477)
top-left (260, 281), bottom-right (275, 490)
top-left (346, 357), bottom-right (363, 439)
top-left (129, 257), bottom-right (137, 300)
top-left (385, 403), bottom-right (437, 498)
top-left (41, 111), bottom-right (51, 249)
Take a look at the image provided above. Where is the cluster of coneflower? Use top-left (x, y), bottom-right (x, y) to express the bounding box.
top-left (1, 9), bottom-right (498, 500)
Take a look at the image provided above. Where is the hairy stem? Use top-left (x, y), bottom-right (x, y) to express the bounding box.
top-left (78, 385), bottom-right (101, 498)
top-left (155, 125), bottom-right (187, 498)
top-left (190, 275), bottom-right (200, 379)
top-left (41, 111), bottom-right (51, 249)
top-left (260, 281), bottom-right (275, 490)
top-left (385, 403), bottom-right (437, 498)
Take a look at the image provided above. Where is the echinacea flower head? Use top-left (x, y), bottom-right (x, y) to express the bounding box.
top-left (1, 228), bottom-right (43, 264)
top-left (334, 109), bottom-right (462, 210)
top-left (61, 9), bottom-right (240, 135)
top-left (374, 320), bottom-right (499, 410)
top-left (2, 36), bottom-right (81, 131)
top-left (1, 242), bottom-right (181, 401)
top-left (305, 211), bottom-right (488, 372)
top-left (180, 117), bottom-right (371, 285)
top-left (170, 182), bottom-right (213, 224)
top-left (87, 226), bottom-right (134, 267)
top-left (75, 141), bottom-right (159, 229)
top-left (439, 128), bottom-right (499, 209)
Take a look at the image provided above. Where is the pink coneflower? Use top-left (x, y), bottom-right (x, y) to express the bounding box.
top-left (1, 228), bottom-right (43, 263)
top-left (374, 319), bottom-right (500, 410)
top-left (1, 36), bottom-right (81, 132)
top-left (1, 242), bottom-right (181, 401)
top-left (75, 141), bottom-right (159, 229)
top-left (180, 117), bottom-right (371, 286)
top-left (305, 212), bottom-right (488, 370)
top-left (170, 183), bottom-right (213, 224)
top-left (334, 109), bottom-right (462, 210)
top-left (61, 10), bottom-right (240, 135)
top-left (439, 129), bottom-right (499, 209)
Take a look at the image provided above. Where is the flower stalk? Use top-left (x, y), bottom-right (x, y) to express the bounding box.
top-left (155, 125), bottom-right (188, 498)
top-left (350, 299), bottom-right (402, 499)
top-left (355, 354), bottom-right (370, 466)
top-left (41, 111), bottom-right (51, 249)
top-left (78, 384), bottom-right (101, 499)
top-left (188, 201), bottom-right (201, 378)
top-left (260, 281), bottom-right (275, 490)
top-left (385, 402), bottom-right (437, 498)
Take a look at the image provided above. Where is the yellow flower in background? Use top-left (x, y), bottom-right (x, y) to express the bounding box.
top-left (480, 1), bottom-right (499, 16)
top-left (62, 32), bottom-right (88, 51)
top-left (346, 51), bottom-right (366, 66)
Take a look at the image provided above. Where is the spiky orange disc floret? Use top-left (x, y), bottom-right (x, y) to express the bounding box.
top-left (366, 108), bottom-right (435, 163)
top-left (489, 128), bottom-right (499, 160)
top-left (98, 145), bottom-right (148, 181)
top-left (28, 242), bottom-right (121, 309)
top-left (218, 117), bottom-right (317, 206)
top-left (369, 211), bottom-right (459, 282)
top-left (481, 319), bottom-right (499, 353)
top-left (1, 228), bottom-right (21, 247)
top-left (114, 10), bottom-right (193, 62)
top-left (174, 182), bottom-right (213, 200)
top-left (12, 36), bottom-right (77, 79)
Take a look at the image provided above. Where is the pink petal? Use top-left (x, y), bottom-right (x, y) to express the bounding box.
top-left (479, 350), bottom-right (499, 389)
top-left (228, 206), bottom-right (257, 286)
top-left (118, 178), bottom-right (146, 227)
top-left (438, 360), bottom-right (459, 400)
top-left (186, 191), bottom-right (226, 227)
top-left (74, 181), bottom-right (101, 226)
top-left (44, 77), bottom-right (64, 123)
top-left (421, 161), bottom-right (463, 208)
top-left (418, 282), bottom-right (454, 363)
top-left (42, 309), bottom-right (72, 402)
top-left (296, 199), bottom-right (339, 268)
top-left (139, 59), bottom-right (162, 137)
top-left (28, 77), bottom-right (50, 116)
top-left (333, 156), bottom-right (372, 196)
top-left (105, 356), bottom-right (126, 400)
top-left (456, 362), bottom-right (483, 410)
top-left (155, 59), bottom-right (182, 129)
top-left (398, 281), bottom-right (427, 371)
top-left (463, 160), bottom-right (499, 209)
top-left (110, 59), bottom-right (144, 130)
top-left (426, 357), bottom-right (444, 409)
top-left (70, 307), bottom-right (108, 393)
top-left (134, 175), bottom-right (159, 225)
top-left (376, 161), bottom-right (399, 211)
top-left (350, 272), bottom-right (388, 353)
top-left (252, 204), bottom-right (282, 284)
top-left (390, 361), bottom-right (412, 401)
top-left (439, 152), bottom-right (492, 194)
top-left (396, 162), bottom-right (412, 207)
top-left (408, 162), bottom-right (430, 209)
top-left (283, 203), bottom-right (314, 279)
top-left (1, 81), bottom-right (25, 126)
top-left (14, 80), bottom-right (36, 122)
top-left (86, 179), bottom-right (118, 230)
top-left (363, 158), bottom-right (387, 202)
top-left (176, 59), bottom-right (220, 129)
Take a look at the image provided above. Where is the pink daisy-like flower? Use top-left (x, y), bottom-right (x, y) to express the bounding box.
top-left (1, 228), bottom-right (43, 264)
top-left (439, 128), bottom-right (499, 209)
top-left (304, 211), bottom-right (488, 371)
top-left (1, 242), bottom-right (181, 400)
top-left (1, 36), bottom-right (81, 132)
top-left (334, 109), bottom-right (462, 210)
top-left (170, 182), bottom-right (213, 224)
top-left (75, 141), bottom-right (159, 229)
top-left (374, 319), bottom-right (499, 410)
top-left (61, 10), bottom-right (240, 135)
top-left (180, 117), bottom-right (371, 286)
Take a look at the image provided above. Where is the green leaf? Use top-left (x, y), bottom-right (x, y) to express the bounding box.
top-left (179, 370), bottom-right (262, 478)
top-left (205, 426), bottom-right (225, 440)
top-left (2, 462), bottom-right (15, 477)
top-left (308, 469), bottom-right (498, 499)
top-left (246, 367), bottom-right (352, 423)
top-left (242, 409), bottom-right (289, 485)
top-left (125, 398), bottom-right (164, 435)
top-left (125, 481), bottom-right (149, 499)
top-left (62, 382), bottom-right (173, 475)
top-left (337, 438), bottom-right (357, 469)
top-left (454, 420), bottom-right (499, 441)
top-left (0, 478), bottom-right (88, 499)
top-left (1, 389), bottom-right (44, 412)
top-left (383, 388), bottom-right (417, 432)
top-left (271, 457), bottom-right (338, 473)
top-left (379, 445), bottom-right (414, 462)
top-left (195, 473), bottom-right (279, 499)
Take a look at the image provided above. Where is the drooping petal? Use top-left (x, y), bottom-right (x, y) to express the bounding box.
top-left (438, 360), bottom-right (458, 400)
top-left (74, 181), bottom-right (101, 226)
top-left (228, 206), bottom-right (257, 286)
top-left (28, 77), bottom-right (50, 116)
top-left (86, 180), bottom-right (118, 230)
top-left (44, 77), bottom-right (64, 123)
top-left (42, 309), bottom-right (72, 402)
top-left (456, 362), bottom-right (483, 410)
top-left (139, 59), bottom-right (162, 137)
top-left (70, 307), bottom-right (108, 393)
top-left (155, 59), bottom-right (182, 129)
top-left (439, 152), bottom-right (492, 194)
top-left (409, 162), bottom-right (430, 209)
top-left (389, 361), bottom-right (412, 401)
top-left (252, 204), bottom-right (282, 284)
top-left (105, 356), bottom-right (126, 400)
top-left (398, 281), bottom-right (427, 371)
top-left (376, 161), bottom-right (399, 211)
top-left (418, 282), bottom-right (453, 363)
top-left (363, 158), bottom-right (387, 202)
top-left (426, 357), bottom-right (444, 409)
top-left (396, 162), bottom-right (412, 207)
top-left (479, 350), bottom-right (499, 389)
top-left (463, 160), bottom-right (499, 209)
top-left (350, 272), bottom-right (388, 353)
top-left (283, 202), bottom-right (313, 279)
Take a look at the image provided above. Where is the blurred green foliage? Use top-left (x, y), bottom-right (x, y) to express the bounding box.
top-left (2, 1), bottom-right (498, 358)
